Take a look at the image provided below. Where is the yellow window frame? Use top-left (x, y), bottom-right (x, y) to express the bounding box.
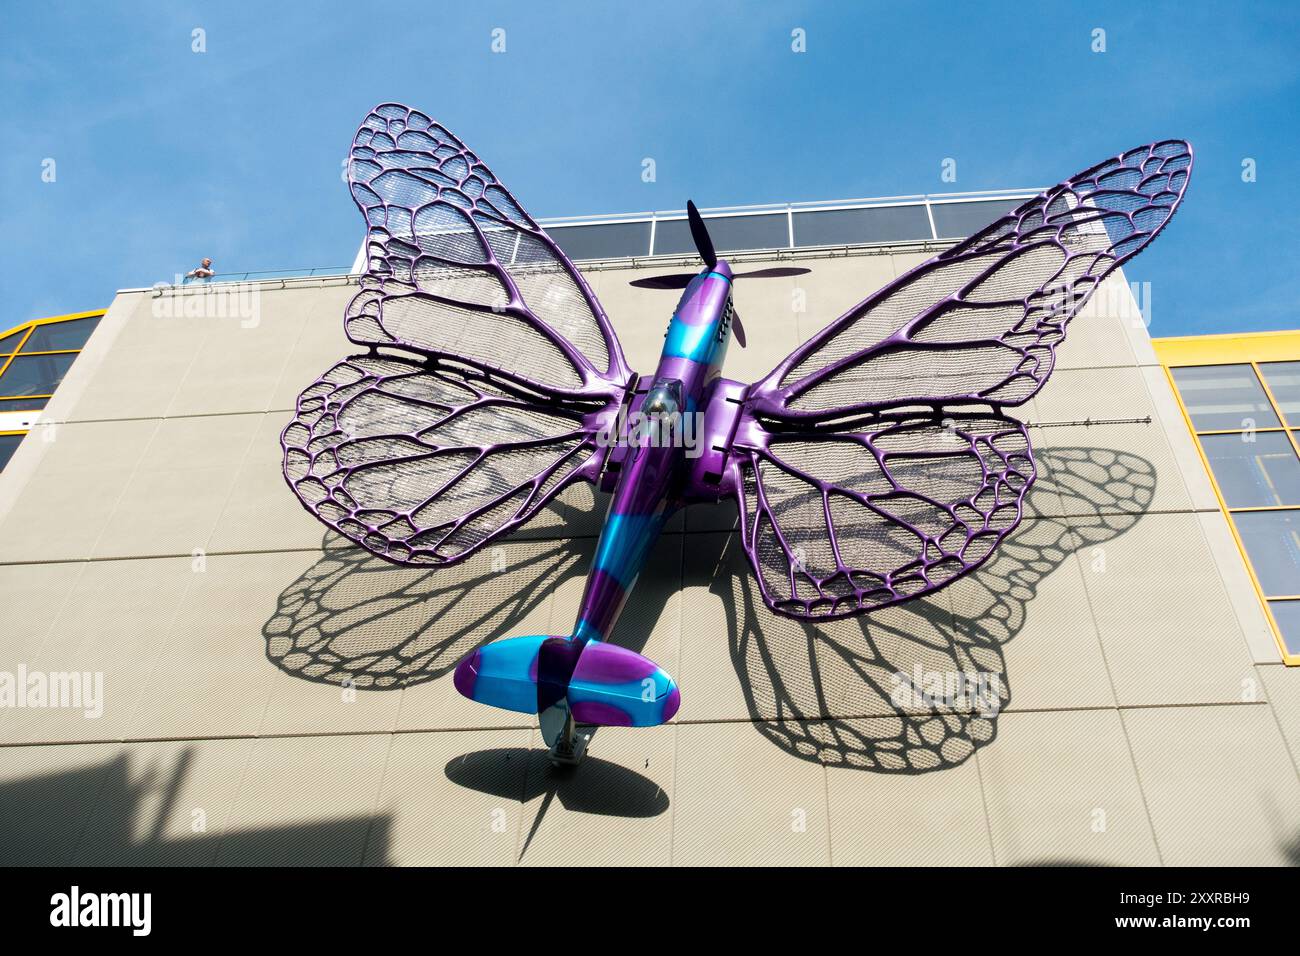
top-left (0, 309), bottom-right (106, 399)
top-left (1154, 330), bottom-right (1300, 665)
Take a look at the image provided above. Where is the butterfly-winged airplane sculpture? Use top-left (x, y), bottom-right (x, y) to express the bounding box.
top-left (283, 103), bottom-right (1191, 763)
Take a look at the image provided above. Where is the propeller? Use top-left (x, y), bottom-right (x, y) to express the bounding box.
top-left (629, 200), bottom-right (805, 349)
top-left (630, 201), bottom-right (812, 289)
top-left (628, 266), bottom-right (810, 290)
top-left (687, 199), bottom-right (716, 269)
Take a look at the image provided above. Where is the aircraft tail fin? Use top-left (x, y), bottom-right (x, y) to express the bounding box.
top-left (453, 635), bottom-right (680, 735)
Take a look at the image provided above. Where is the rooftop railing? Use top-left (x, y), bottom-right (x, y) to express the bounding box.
top-left (538, 188), bottom-right (1042, 261)
top-left (176, 266), bottom-right (354, 285)
top-left (141, 187), bottom-right (1044, 290)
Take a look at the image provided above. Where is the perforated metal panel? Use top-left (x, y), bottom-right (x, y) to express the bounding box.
top-left (283, 104), bottom-right (632, 568)
top-left (284, 355), bottom-right (605, 566)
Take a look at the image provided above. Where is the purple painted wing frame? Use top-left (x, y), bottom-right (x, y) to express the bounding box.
top-left (727, 412), bottom-right (1034, 619)
top-left (345, 102), bottom-right (631, 403)
top-left (284, 354), bottom-right (618, 567)
top-left (747, 140), bottom-right (1193, 422)
top-left (722, 139), bottom-right (1191, 620)
top-left (283, 104), bottom-right (632, 568)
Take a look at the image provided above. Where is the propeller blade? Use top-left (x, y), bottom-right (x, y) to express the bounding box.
top-left (627, 265), bottom-right (810, 290)
top-left (733, 266), bottom-right (811, 280)
top-left (628, 273), bottom-right (696, 290)
top-left (731, 309), bottom-right (747, 348)
top-left (686, 200), bottom-right (717, 269)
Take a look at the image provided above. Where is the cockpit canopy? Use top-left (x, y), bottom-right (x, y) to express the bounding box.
top-left (643, 378), bottom-right (683, 418)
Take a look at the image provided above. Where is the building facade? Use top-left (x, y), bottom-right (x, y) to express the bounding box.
top-left (1, 204), bottom-right (1297, 866)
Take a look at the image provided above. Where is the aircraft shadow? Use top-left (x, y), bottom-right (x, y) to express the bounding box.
top-left (263, 444), bottom-right (1155, 782)
top-left (445, 746), bottom-right (669, 818)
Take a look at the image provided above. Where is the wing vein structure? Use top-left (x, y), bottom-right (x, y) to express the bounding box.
top-left (282, 104), bottom-right (1190, 762)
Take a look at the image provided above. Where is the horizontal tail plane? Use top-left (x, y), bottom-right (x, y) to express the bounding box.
top-left (453, 635), bottom-right (679, 761)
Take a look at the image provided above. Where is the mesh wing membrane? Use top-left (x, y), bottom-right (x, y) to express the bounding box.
top-left (346, 103), bottom-right (629, 399)
top-left (282, 103), bottom-right (632, 568)
top-left (733, 413), bottom-right (1034, 620)
top-left (282, 354), bottom-right (607, 566)
top-left (748, 140), bottom-right (1192, 421)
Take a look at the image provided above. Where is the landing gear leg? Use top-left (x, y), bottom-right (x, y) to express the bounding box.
top-left (540, 703), bottom-right (590, 767)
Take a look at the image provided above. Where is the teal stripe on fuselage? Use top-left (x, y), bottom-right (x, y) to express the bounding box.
top-left (663, 318), bottom-right (718, 363)
top-left (592, 511), bottom-right (669, 588)
top-left (663, 271), bottom-right (730, 364)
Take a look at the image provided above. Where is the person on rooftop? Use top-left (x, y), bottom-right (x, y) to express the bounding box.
top-left (185, 257), bottom-right (215, 280)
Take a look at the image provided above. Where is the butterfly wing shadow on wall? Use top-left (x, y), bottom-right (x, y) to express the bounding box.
top-left (263, 442), bottom-right (1154, 780)
top-left (707, 444), bottom-right (1156, 773)
top-left (262, 490), bottom-right (596, 689)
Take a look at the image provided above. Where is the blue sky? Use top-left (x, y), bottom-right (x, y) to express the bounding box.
top-left (1, 1), bottom-right (1296, 336)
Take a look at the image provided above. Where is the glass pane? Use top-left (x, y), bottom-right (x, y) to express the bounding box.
top-left (654, 213), bottom-right (788, 255)
top-left (1258, 362), bottom-right (1300, 426)
top-left (0, 397), bottom-right (47, 412)
top-left (1201, 432), bottom-right (1300, 506)
top-left (647, 218), bottom-right (693, 255)
top-left (700, 213), bottom-right (789, 253)
top-left (1171, 364), bottom-right (1279, 431)
top-left (930, 199), bottom-right (1022, 239)
top-left (20, 316), bottom-right (100, 352)
top-left (0, 329), bottom-right (26, 353)
top-left (546, 221), bottom-right (651, 260)
top-left (1267, 600), bottom-right (1300, 656)
top-left (0, 433), bottom-right (22, 472)
top-left (0, 353), bottom-right (78, 396)
top-left (1233, 510), bottom-right (1300, 596)
top-left (793, 204), bottom-right (933, 247)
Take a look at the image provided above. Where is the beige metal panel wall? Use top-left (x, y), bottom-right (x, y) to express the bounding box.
top-left (1, 251), bottom-right (1297, 866)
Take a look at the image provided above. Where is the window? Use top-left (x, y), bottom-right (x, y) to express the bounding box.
top-left (0, 434), bottom-right (21, 470)
top-left (0, 310), bottom-right (105, 473)
top-left (1159, 344), bottom-right (1300, 665)
top-left (793, 205), bottom-right (933, 246)
top-left (536, 191), bottom-right (1038, 262)
top-left (20, 315), bottom-right (100, 352)
top-left (1233, 510), bottom-right (1300, 595)
top-left (547, 221), bottom-right (652, 260)
top-left (653, 213), bottom-right (789, 255)
top-left (0, 397), bottom-right (48, 413)
top-left (1257, 362), bottom-right (1300, 425)
top-left (929, 199), bottom-right (1022, 240)
top-left (1198, 432), bottom-right (1300, 507)
top-left (1170, 364), bottom-right (1278, 431)
top-left (0, 353), bottom-right (78, 396)
top-left (1265, 599), bottom-right (1300, 656)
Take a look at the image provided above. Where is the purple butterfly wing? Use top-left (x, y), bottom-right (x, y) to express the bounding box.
top-left (346, 103), bottom-right (630, 400)
top-left (716, 140), bottom-right (1191, 619)
top-left (284, 355), bottom-right (615, 565)
top-left (749, 139), bottom-right (1192, 419)
top-left (282, 104), bottom-right (630, 567)
top-left (727, 413), bottom-right (1034, 619)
